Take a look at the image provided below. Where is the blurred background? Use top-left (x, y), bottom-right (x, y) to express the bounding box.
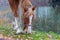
top-left (0, 0), bottom-right (60, 34)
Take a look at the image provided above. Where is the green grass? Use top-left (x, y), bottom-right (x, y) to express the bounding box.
top-left (0, 25), bottom-right (60, 40)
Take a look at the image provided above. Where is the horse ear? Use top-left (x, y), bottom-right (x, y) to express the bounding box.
top-left (22, 0), bottom-right (24, 3)
top-left (32, 6), bottom-right (36, 11)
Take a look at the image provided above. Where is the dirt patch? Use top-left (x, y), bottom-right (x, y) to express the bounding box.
top-left (0, 34), bottom-right (14, 40)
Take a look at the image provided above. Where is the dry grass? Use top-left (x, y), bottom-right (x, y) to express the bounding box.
top-left (0, 8), bottom-right (12, 15)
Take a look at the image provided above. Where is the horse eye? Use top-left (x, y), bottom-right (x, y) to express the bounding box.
top-left (24, 9), bottom-right (28, 13)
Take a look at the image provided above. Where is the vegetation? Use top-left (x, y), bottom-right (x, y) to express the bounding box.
top-left (0, 25), bottom-right (60, 40)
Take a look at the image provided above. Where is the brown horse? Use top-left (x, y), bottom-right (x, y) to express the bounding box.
top-left (8, 0), bottom-right (35, 34)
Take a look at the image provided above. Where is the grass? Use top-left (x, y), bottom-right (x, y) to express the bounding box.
top-left (0, 25), bottom-right (60, 40)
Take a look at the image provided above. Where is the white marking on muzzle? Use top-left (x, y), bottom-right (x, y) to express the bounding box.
top-left (27, 15), bottom-right (33, 33)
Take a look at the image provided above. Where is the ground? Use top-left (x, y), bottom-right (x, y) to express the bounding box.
top-left (0, 25), bottom-right (60, 40)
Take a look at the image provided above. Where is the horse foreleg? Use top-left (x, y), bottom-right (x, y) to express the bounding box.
top-left (8, 0), bottom-right (22, 34)
top-left (13, 11), bottom-right (22, 34)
